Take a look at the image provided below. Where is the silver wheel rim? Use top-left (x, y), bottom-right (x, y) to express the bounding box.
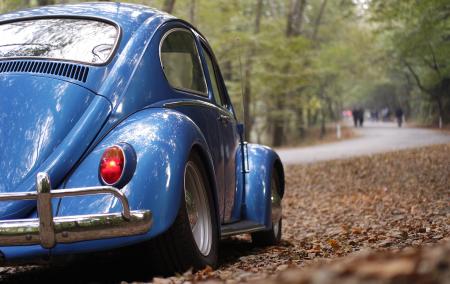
top-left (184, 161), bottom-right (212, 256)
top-left (271, 173), bottom-right (282, 238)
top-left (273, 216), bottom-right (281, 237)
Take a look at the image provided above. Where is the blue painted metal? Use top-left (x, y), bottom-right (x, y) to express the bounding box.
top-left (53, 108), bottom-right (219, 252)
top-left (244, 144), bottom-right (284, 228)
top-left (0, 244), bottom-right (50, 263)
top-left (196, 39), bottom-right (241, 223)
top-left (0, 2), bottom-right (284, 263)
top-left (230, 148), bottom-right (245, 222)
top-left (0, 75), bottom-right (111, 219)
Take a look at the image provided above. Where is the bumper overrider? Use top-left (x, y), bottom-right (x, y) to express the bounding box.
top-left (0, 173), bottom-right (152, 249)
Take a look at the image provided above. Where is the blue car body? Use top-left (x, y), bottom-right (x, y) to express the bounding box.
top-left (0, 2), bottom-right (284, 264)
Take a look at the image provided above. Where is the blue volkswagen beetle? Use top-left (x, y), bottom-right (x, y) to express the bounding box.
top-left (0, 2), bottom-right (284, 273)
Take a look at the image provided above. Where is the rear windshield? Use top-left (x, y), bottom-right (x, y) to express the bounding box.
top-left (0, 18), bottom-right (118, 64)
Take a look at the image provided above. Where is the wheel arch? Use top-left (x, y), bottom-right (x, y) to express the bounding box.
top-left (54, 108), bottom-right (220, 252)
top-left (189, 144), bottom-right (221, 235)
top-left (245, 144), bottom-right (285, 228)
top-left (273, 158), bottom-right (285, 198)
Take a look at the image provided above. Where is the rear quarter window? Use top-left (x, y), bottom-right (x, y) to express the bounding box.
top-left (160, 29), bottom-right (207, 95)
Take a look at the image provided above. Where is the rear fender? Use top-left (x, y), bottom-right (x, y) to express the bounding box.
top-left (55, 108), bottom-right (218, 245)
top-left (244, 144), bottom-right (284, 228)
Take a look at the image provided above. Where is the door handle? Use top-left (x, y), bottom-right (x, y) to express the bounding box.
top-left (217, 114), bottom-right (229, 124)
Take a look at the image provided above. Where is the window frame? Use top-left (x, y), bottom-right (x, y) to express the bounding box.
top-left (199, 38), bottom-right (237, 118)
top-left (201, 42), bottom-right (227, 107)
top-left (159, 28), bottom-right (208, 97)
top-left (0, 15), bottom-right (122, 66)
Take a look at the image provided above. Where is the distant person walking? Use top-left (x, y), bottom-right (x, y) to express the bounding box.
top-left (381, 107), bottom-right (390, 121)
top-left (395, 107), bottom-right (404, 127)
top-left (352, 108), bottom-right (365, 127)
top-left (370, 110), bottom-right (379, 122)
top-left (358, 108), bottom-right (364, 127)
top-left (352, 108), bottom-right (359, 127)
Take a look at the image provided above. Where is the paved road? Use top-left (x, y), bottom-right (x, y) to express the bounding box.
top-left (277, 121), bottom-right (450, 165)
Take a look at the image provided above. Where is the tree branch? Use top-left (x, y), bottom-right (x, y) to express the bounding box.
top-left (286, 0), bottom-right (307, 37)
top-left (312, 0), bottom-right (328, 42)
top-left (427, 42), bottom-right (442, 77)
top-left (403, 60), bottom-right (430, 93)
top-left (162, 0), bottom-right (176, 13)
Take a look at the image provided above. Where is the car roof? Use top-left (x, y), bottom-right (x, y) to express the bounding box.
top-left (0, 2), bottom-right (173, 37)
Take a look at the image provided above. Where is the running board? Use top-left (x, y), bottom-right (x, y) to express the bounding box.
top-left (220, 220), bottom-right (265, 237)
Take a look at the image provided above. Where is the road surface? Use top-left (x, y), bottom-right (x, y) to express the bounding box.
top-left (277, 121), bottom-right (450, 165)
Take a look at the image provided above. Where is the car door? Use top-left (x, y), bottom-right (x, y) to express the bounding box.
top-left (158, 26), bottom-right (227, 222)
top-left (200, 42), bottom-right (241, 223)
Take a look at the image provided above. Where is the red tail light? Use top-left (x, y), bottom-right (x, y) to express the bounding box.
top-left (99, 146), bottom-right (125, 185)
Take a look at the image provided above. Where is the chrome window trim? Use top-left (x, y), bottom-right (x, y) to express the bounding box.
top-left (200, 42), bottom-right (227, 108)
top-left (198, 37), bottom-right (237, 119)
top-left (164, 99), bottom-right (234, 119)
top-left (159, 27), bottom-right (208, 97)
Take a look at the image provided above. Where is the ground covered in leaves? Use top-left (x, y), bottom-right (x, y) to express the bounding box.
top-left (1, 144), bottom-right (448, 283)
top-left (174, 143), bottom-right (449, 283)
top-left (261, 239), bottom-right (450, 284)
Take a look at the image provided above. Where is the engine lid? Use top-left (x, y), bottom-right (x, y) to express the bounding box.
top-left (0, 74), bottom-right (111, 219)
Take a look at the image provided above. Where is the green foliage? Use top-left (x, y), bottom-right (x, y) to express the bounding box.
top-left (1, 0), bottom-right (446, 145)
top-left (370, 0), bottom-right (450, 124)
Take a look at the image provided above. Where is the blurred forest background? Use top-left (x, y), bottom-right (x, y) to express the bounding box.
top-left (1, 0), bottom-right (449, 146)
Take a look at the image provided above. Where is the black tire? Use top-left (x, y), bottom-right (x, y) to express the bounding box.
top-left (251, 170), bottom-right (282, 246)
top-left (145, 152), bottom-right (218, 276)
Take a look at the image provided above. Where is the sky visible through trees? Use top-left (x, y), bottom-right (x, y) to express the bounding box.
top-left (1, 0), bottom-right (449, 146)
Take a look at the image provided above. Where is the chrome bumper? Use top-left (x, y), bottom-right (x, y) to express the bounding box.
top-left (0, 173), bottom-right (152, 249)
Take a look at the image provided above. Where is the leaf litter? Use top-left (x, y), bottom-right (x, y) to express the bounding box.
top-left (183, 144), bottom-right (450, 283)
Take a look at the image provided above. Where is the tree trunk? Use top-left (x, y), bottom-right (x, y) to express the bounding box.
top-left (405, 61), bottom-right (448, 124)
top-left (222, 61), bottom-right (232, 81)
top-left (312, 0), bottom-right (328, 42)
top-left (312, 110), bottom-right (318, 125)
top-left (243, 59), bottom-right (253, 141)
top-left (37, 0), bottom-right (54, 6)
top-left (272, 99), bottom-right (285, 147)
top-left (272, 0), bottom-right (308, 146)
top-left (326, 96), bottom-right (335, 121)
top-left (435, 95), bottom-right (444, 124)
top-left (287, 0), bottom-right (307, 37)
top-left (320, 108), bottom-right (326, 139)
top-left (163, 0), bottom-right (176, 13)
top-left (307, 108), bottom-right (312, 127)
top-left (433, 79), bottom-right (448, 124)
top-left (189, 0), bottom-right (196, 25)
top-left (318, 82), bottom-right (328, 138)
top-left (297, 108), bottom-right (305, 139)
top-left (243, 0), bottom-right (263, 141)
